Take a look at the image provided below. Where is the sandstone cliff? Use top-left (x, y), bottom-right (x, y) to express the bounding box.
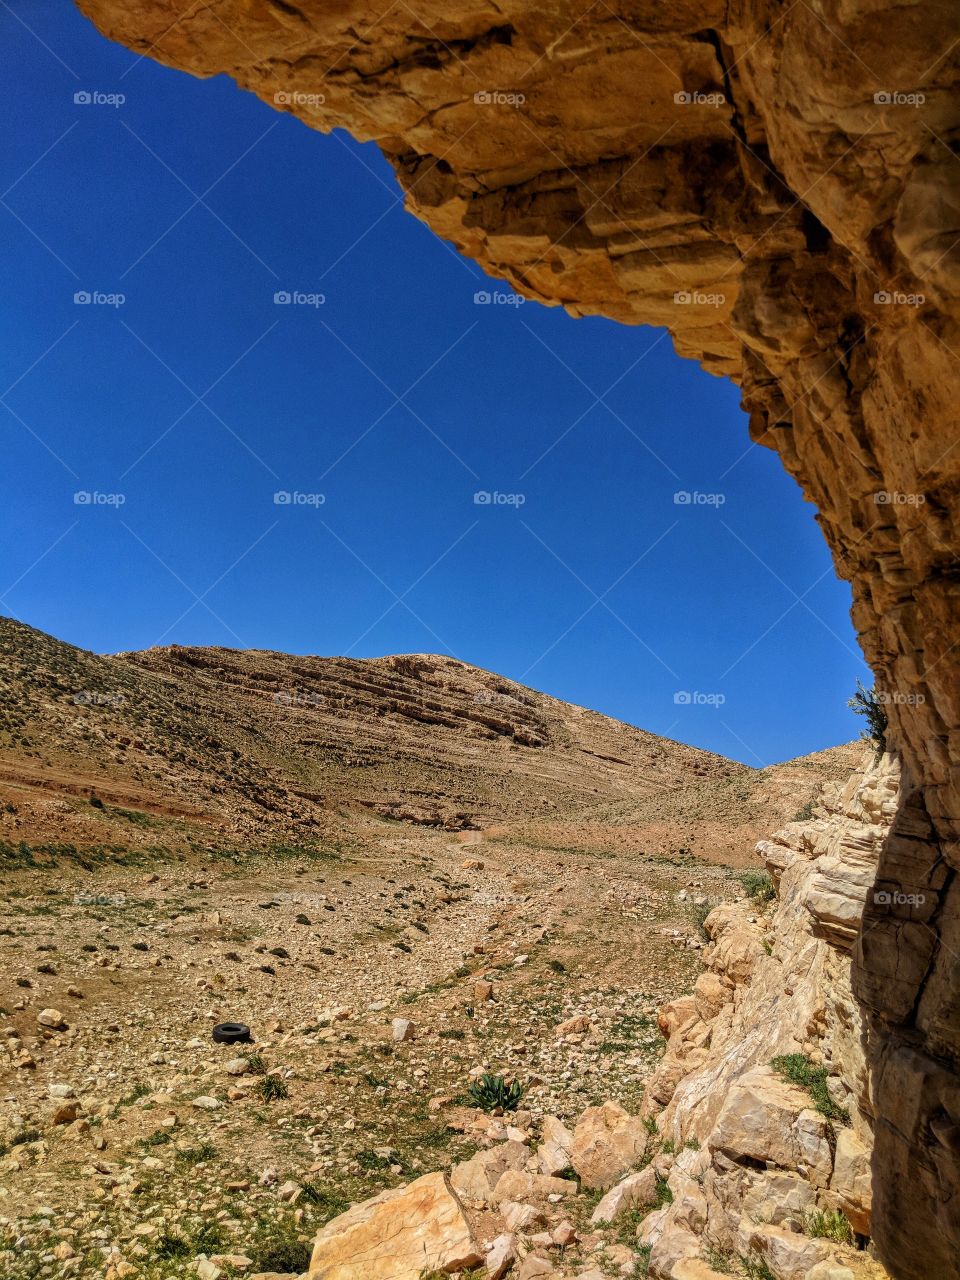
top-left (68, 3), bottom-right (960, 1275)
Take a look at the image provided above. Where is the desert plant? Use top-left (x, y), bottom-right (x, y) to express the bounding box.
top-left (738, 869), bottom-right (775, 905)
top-left (740, 1255), bottom-right (776, 1280)
top-left (255, 1074), bottom-right (289, 1102)
top-left (848, 680), bottom-right (887, 755)
top-left (793, 798), bottom-right (816, 822)
top-left (175, 1140), bottom-right (216, 1166)
top-left (703, 1245), bottom-right (734, 1274)
top-left (467, 1072), bottom-right (524, 1112)
top-left (771, 1053), bottom-right (850, 1125)
top-left (245, 1051), bottom-right (267, 1075)
top-left (802, 1207), bottom-right (854, 1244)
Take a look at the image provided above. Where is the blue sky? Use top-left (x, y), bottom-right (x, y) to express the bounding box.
top-left (0, 2), bottom-right (871, 765)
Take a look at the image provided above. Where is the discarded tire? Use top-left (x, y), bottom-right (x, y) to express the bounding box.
top-left (212, 1021), bottom-right (252, 1045)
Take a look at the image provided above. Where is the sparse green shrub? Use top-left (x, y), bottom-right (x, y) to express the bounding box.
top-left (245, 1051), bottom-right (267, 1075)
top-left (139, 1129), bottom-right (172, 1147)
top-left (703, 1245), bottom-right (734, 1274)
top-left (467, 1072), bottom-right (524, 1112)
top-left (631, 1243), bottom-right (652, 1276)
top-left (175, 1140), bottom-right (216, 1166)
top-left (651, 1172), bottom-right (673, 1209)
top-left (739, 1254), bottom-right (776, 1280)
top-left (299, 1181), bottom-right (349, 1222)
top-left (793, 799), bottom-right (816, 822)
top-left (803, 1207), bottom-right (854, 1243)
top-left (691, 901), bottom-right (712, 940)
top-left (771, 1053), bottom-right (850, 1125)
top-left (738, 869), bottom-right (775, 905)
top-left (848, 680), bottom-right (887, 755)
top-left (245, 1213), bottom-right (312, 1272)
top-left (255, 1074), bottom-right (289, 1102)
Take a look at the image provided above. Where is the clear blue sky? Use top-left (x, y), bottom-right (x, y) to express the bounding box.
top-left (0, 2), bottom-right (871, 766)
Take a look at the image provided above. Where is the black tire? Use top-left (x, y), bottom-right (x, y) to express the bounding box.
top-left (212, 1021), bottom-right (252, 1045)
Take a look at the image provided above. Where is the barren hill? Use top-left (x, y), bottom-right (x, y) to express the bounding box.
top-left (0, 617), bottom-right (856, 864)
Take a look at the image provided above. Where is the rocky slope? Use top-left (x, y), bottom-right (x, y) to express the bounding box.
top-left (253, 749), bottom-right (895, 1280)
top-left (0, 617), bottom-right (852, 865)
top-left (56, 3), bottom-right (960, 1270)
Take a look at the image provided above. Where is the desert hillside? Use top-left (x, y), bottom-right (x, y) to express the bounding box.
top-left (0, 618), bottom-right (857, 868)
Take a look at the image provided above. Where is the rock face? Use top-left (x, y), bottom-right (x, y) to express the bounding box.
top-left (308, 1170), bottom-right (482, 1278)
top-left (67, 4), bottom-right (960, 1276)
top-left (640, 752), bottom-right (909, 1277)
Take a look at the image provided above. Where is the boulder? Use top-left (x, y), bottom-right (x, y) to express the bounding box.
top-left (736, 1220), bottom-right (834, 1280)
top-left (308, 1171), bottom-right (481, 1279)
top-left (709, 1067), bottom-right (834, 1188)
top-left (571, 1101), bottom-right (649, 1189)
top-left (491, 1169), bottom-right (576, 1205)
top-left (590, 1167), bottom-right (658, 1223)
top-left (538, 1115), bottom-right (574, 1176)
top-left (829, 1128), bottom-right (872, 1235)
top-left (450, 1140), bottom-right (530, 1203)
top-left (486, 1232), bottom-right (517, 1279)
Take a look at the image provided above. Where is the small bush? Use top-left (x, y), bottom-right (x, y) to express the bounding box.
top-left (738, 869), bottom-right (775, 905)
top-left (255, 1074), bottom-right (289, 1102)
top-left (803, 1207), bottom-right (854, 1244)
top-left (299, 1181), bottom-right (349, 1222)
top-left (793, 799), bottom-right (816, 822)
top-left (245, 1051), bottom-right (267, 1075)
top-left (176, 1140), bottom-right (216, 1166)
top-left (703, 1245), bottom-right (734, 1274)
top-left (848, 680), bottom-right (887, 755)
top-left (771, 1053), bottom-right (850, 1125)
top-left (467, 1072), bottom-right (524, 1112)
top-left (740, 1255), bottom-right (776, 1280)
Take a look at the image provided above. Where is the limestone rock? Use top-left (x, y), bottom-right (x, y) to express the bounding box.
top-left (570, 1101), bottom-right (649, 1189)
top-left (537, 1115), bottom-right (574, 1177)
top-left (308, 1171), bottom-right (481, 1279)
top-left (590, 1167), bottom-right (658, 1224)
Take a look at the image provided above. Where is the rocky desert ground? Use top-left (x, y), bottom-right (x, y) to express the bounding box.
top-left (0, 619), bottom-right (882, 1280)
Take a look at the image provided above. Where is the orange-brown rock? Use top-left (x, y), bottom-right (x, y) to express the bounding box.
top-left (66, 4), bottom-right (960, 1277)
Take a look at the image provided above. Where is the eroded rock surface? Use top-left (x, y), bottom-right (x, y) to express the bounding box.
top-left (67, 3), bottom-right (960, 1275)
top-left (642, 752), bottom-right (906, 1277)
